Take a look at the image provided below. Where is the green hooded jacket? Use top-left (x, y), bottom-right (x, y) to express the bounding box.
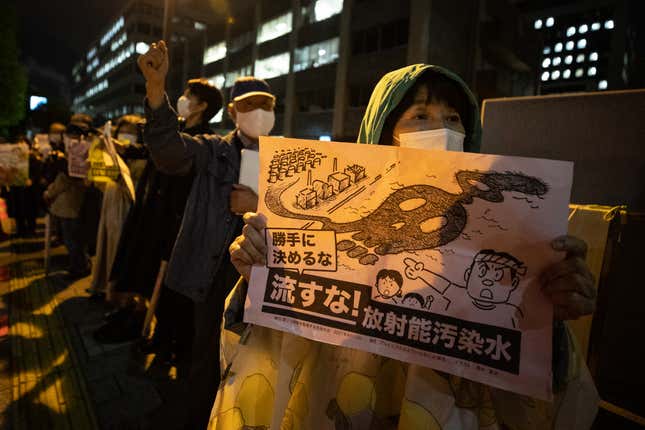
top-left (357, 64), bottom-right (481, 153)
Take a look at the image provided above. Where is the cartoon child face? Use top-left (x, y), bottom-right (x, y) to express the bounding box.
top-left (402, 295), bottom-right (424, 308)
top-left (376, 276), bottom-right (402, 299)
top-left (465, 261), bottom-right (519, 304)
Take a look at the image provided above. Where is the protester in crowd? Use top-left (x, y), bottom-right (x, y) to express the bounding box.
top-left (137, 40), bottom-right (274, 429)
top-left (86, 114), bottom-right (143, 302)
top-left (43, 114), bottom-right (93, 279)
top-left (215, 64), bottom-right (599, 429)
top-left (94, 78), bottom-right (223, 350)
top-left (142, 78), bottom-right (224, 359)
top-left (42, 122), bottom-right (69, 246)
top-left (6, 136), bottom-right (43, 237)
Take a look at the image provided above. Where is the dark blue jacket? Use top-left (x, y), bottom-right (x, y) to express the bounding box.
top-left (144, 95), bottom-right (242, 302)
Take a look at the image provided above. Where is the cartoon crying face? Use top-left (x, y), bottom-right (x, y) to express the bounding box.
top-left (465, 250), bottom-right (525, 305)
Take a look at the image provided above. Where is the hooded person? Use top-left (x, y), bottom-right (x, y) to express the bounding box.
top-left (211, 64), bottom-right (599, 430)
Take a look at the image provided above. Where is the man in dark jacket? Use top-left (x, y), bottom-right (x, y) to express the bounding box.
top-left (97, 79), bottom-right (224, 342)
top-left (138, 40), bottom-right (276, 429)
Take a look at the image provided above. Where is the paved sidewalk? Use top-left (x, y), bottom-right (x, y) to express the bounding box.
top-left (0, 222), bottom-right (181, 429)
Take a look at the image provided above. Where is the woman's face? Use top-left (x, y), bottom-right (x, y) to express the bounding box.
top-left (391, 85), bottom-right (465, 146)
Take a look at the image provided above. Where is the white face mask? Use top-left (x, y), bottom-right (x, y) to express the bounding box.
top-left (177, 95), bottom-right (192, 118)
top-left (396, 128), bottom-right (465, 152)
top-left (236, 108), bottom-right (275, 139)
top-left (117, 133), bottom-right (137, 146)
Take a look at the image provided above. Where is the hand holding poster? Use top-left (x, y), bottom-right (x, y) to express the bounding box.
top-left (245, 137), bottom-right (574, 400)
top-left (0, 143), bottom-right (30, 186)
top-left (64, 135), bottom-right (90, 178)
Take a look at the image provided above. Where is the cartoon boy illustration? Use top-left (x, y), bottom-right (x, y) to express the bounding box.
top-left (404, 249), bottom-right (526, 328)
top-left (401, 292), bottom-right (425, 308)
top-left (373, 269), bottom-right (404, 303)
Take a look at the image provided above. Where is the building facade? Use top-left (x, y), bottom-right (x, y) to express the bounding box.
top-left (70, 0), bottom-right (215, 122)
top-left (525, 0), bottom-right (642, 94)
top-left (71, 0), bottom-right (641, 138)
top-left (204, 0), bottom-right (488, 140)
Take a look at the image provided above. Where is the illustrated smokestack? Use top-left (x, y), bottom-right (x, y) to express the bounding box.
top-left (307, 169), bottom-right (312, 186)
top-left (333, 157), bottom-right (337, 172)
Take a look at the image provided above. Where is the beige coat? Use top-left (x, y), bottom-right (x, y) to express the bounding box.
top-left (45, 172), bottom-right (86, 219)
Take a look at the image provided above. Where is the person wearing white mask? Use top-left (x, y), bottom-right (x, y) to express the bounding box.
top-left (176, 78), bottom-right (223, 135)
top-left (136, 41), bottom-right (275, 429)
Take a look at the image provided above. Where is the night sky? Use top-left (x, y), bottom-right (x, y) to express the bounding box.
top-left (16, 0), bottom-right (128, 76)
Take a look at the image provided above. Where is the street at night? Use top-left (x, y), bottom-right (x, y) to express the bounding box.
top-left (1, 0), bottom-right (644, 429)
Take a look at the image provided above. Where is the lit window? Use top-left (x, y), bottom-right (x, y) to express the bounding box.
top-left (563, 69), bottom-right (571, 79)
top-left (604, 20), bottom-right (614, 30)
top-left (591, 22), bottom-right (601, 31)
top-left (203, 41), bottom-right (227, 65)
top-left (541, 71), bottom-right (550, 81)
top-left (96, 43), bottom-right (135, 78)
top-left (575, 68), bottom-right (584, 78)
top-left (294, 38), bottom-right (339, 72)
top-left (546, 17), bottom-right (554, 27)
top-left (598, 80), bottom-right (608, 90)
top-left (566, 41), bottom-right (574, 51)
top-left (554, 42), bottom-right (563, 52)
top-left (551, 70), bottom-right (560, 80)
top-left (552, 56), bottom-right (561, 66)
top-left (589, 52), bottom-right (598, 61)
top-left (576, 54), bottom-right (585, 63)
top-left (209, 109), bottom-right (223, 123)
top-left (225, 65), bottom-right (252, 87)
top-left (534, 19), bottom-right (543, 29)
top-left (194, 22), bottom-right (207, 31)
top-left (257, 12), bottom-right (293, 44)
top-left (87, 48), bottom-right (97, 60)
top-left (577, 39), bottom-right (587, 49)
top-left (543, 46), bottom-right (551, 55)
top-left (314, 0), bottom-right (343, 22)
top-left (208, 74), bottom-right (225, 89)
top-left (135, 42), bottom-right (149, 55)
top-left (566, 26), bottom-right (576, 37)
top-left (255, 52), bottom-right (290, 79)
top-left (100, 16), bottom-right (125, 46)
top-left (319, 135), bottom-right (332, 141)
top-left (111, 33), bottom-right (128, 52)
top-left (579, 24), bottom-right (588, 34)
top-left (542, 58), bottom-right (551, 68)
top-left (588, 66), bottom-right (597, 76)
top-left (565, 55), bottom-right (573, 64)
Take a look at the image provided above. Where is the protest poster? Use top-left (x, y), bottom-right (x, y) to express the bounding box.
top-left (87, 122), bottom-right (135, 201)
top-left (0, 143), bottom-right (30, 186)
top-left (245, 137), bottom-right (574, 400)
top-left (64, 135), bottom-right (90, 178)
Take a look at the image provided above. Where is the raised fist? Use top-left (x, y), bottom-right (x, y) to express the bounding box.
top-left (137, 40), bottom-right (169, 87)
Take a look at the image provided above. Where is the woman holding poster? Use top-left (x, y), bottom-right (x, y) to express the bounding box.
top-left (211, 65), bottom-right (598, 430)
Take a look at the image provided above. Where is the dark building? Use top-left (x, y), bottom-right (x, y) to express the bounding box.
top-left (523, 0), bottom-right (644, 95)
top-left (70, 0), bottom-right (219, 122)
top-left (204, 0), bottom-right (553, 140)
top-left (71, 0), bottom-right (643, 138)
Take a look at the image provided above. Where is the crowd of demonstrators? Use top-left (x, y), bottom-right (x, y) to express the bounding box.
top-left (0, 34), bottom-right (601, 429)
top-left (138, 41), bottom-right (273, 428)
top-left (93, 78), bottom-right (225, 353)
